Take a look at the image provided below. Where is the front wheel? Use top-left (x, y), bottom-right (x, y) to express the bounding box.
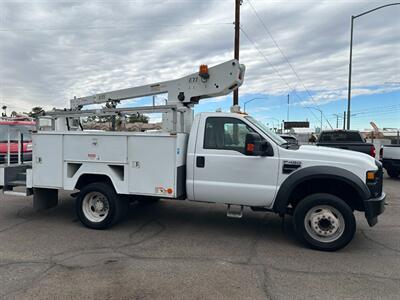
top-left (293, 193), bottom-right (356, 251)
top-left (76, 182), bottom-right (126, 229)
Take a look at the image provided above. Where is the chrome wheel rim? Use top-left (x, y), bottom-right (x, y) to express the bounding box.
top-left (82, 192), bottom-right (110, 223)
top-left (304, 205), bottom-right (345, 243)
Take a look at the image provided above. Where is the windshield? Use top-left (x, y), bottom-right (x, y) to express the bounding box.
top-left (0, 125), bottom-right (35, 142)
top-left (245, 116), bottom-right (287, 146)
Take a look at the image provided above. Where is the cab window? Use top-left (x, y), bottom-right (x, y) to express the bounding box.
top-left (204, 117), bottom-right (254, 153)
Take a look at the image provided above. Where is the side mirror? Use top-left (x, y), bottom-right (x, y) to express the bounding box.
top-left (245, 132), bottom-right (273, 156)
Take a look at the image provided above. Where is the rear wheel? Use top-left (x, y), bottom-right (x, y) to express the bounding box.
top-left (76, 182), bottom-right (126, 229)
top-left (293, 193), bottom-right (356, 251)
top-left (387, 168), bottom-right (400, 178)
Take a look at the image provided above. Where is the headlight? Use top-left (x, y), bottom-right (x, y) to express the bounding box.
top-left (26, 143), bottom-right (32, 151)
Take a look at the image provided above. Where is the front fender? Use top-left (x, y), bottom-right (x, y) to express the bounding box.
top-left (273, 166), bottom-right (370, 214)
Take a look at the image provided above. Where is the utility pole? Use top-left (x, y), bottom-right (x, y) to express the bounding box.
top-left (333, 114), bottom-right (340, 128)
top-left (343, 111), bottom-right (346, 130)
top-left (287, 94), bottom-right (290, 121)
top-left (233, 0), bottom-right (242, 106)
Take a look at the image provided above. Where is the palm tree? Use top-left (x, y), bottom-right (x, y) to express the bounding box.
top-left (1, 105), bottom-right (7, 117)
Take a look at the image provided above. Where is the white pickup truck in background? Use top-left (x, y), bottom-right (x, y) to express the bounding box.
top-left (381, 145), bottom-right (400, 178)
top-left (0, 60), bottom-right (386, 251)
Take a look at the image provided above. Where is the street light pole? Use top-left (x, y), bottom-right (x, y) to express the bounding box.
top-left (265, 117), bottom-right (280, 132)
top-left (243, 97), bottom-right (268, 113)
top-left (286, 94), bottom-right (290, 121)
top-left (347, 3), bottom-right (400, 130)
top-left (347, 15), bottom-right (354, 130)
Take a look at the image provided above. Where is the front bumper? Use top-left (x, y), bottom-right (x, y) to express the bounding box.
top-left (364, 192), bottom-right (386, 227)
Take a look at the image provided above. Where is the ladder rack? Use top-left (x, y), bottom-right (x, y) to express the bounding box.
top-left (42, 104), bottom-right (182, 118)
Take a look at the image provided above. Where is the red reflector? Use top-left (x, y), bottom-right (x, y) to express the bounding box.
top-left (370, 146), bottom-right (376, 158)
top-left (246, 143), bottom-right (255, 153)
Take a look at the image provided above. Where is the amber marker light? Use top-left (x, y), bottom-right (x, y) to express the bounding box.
top-left (366, 171), bottom-right (376, 181)
top-left (199, 64), bottom-right (210, 79)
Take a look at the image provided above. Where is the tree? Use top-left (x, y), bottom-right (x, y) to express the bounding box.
top-left (28, 107), bottom-right (44, 118)
top-left (1, 105), bottom-right (7, 117)
top-left (127, 114), bottom-right (149, 123)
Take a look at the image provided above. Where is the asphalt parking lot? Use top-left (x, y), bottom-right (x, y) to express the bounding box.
top-left (0, 174), bottom-right (399, 300)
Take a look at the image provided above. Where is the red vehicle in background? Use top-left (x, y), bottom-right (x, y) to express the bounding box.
top-left (0, 118), bottom-right (36, 164)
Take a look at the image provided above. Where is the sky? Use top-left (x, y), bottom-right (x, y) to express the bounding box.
top-left (0, 0), bottom-right (399, 130)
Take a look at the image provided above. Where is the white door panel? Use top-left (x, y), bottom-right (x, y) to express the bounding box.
top-left (32, 134), bottom-right (63, 188)
top-left (193, 115), bottom-right (279, 206)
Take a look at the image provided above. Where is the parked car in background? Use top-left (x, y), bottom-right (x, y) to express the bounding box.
top-left (316, 130), bottom-right (376, 157)
top-left (380, 145), bottom-right (400, 178)
top-left (280, 134), bottom-right (298, 145)
top-left (0, 119), bottom-right (35, 164)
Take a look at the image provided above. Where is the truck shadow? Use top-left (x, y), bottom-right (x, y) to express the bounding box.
top-left (55, 196), bottom-right (298, 247)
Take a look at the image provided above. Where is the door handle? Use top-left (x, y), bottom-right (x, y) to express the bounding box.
top-left (196, 156), bottom-right (205, 168)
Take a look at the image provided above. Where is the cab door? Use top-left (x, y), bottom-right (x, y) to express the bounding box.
top-left (192, 115), bottom-right (280, 207)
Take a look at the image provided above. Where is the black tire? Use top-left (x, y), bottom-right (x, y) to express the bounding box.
top-left (76, 182), bottom-right (126, 229)
top-left (387, 169), bottom-right (400, 178)
top-left (293, 193), bottom-right (356, 251)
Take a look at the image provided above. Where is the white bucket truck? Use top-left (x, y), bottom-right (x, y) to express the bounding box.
top-left (0, 60), bottom-right (385, 251)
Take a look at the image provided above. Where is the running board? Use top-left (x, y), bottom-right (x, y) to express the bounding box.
top-left (3, 188), bottom-right (32, 197)
top-left (227, 204), bottom-right (243, 218)
top-left (4, 191), bottom-right (27, 197)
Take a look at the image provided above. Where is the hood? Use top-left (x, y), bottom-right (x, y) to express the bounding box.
top-left (280, 144), bottom-right (377, 181)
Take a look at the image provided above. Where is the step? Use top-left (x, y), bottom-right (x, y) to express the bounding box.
top-left (3, 190), bottom-right (28, 197)
top-left (227, 204), bottom-right (243, 218)
top-left (17, 172), bottom-right (26, 181)
top-left (7, 180), bottom-right (26, 187)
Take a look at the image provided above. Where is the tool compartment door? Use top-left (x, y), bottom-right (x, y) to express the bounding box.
top-left (32, 134), bottom-right (63, 188)
top-left (128, 135), bottom-right (177, 197)
top-left (63, 134), bottom-right (127, 163)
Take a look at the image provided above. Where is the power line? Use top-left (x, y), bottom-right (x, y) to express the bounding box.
top-left (240, 26), bottom-right (322, 125)
top-left (350, 104), bottom-right (400, 114)
top-left (0, 22), bottom-right (232, 32)
top-left (246, 0), bottom-right (333, 129)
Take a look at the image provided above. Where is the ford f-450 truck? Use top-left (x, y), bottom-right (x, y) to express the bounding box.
top-left (0, 60), bottom-right (385, 251)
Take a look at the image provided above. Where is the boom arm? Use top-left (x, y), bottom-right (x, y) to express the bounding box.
top-left (70, 59), bottom-right (245, 109)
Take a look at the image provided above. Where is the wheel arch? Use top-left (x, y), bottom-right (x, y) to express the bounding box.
top-left (273, 166), bottom-right (370, 215)
top-left (75, 173), bottom-right (115, 191)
